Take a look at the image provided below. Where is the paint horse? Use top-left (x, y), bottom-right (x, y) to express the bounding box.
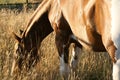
top-left (58, 0), bottom-right (120, 80)
top-left (12, 0), bottom-right (81, 76)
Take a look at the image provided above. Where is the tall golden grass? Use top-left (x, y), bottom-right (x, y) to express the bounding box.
top-left (0, 9), bottom-right (112, 80)
top-left (0, 0), bottom-right (25, 4)
top-left (0, 0), bottom-right (41, 4)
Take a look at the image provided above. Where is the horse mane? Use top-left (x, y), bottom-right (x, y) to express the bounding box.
top-left (22, 0), bottom-right (52, 38)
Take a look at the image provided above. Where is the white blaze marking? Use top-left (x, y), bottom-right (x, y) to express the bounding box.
top-left (60, 55), bottom-right (70, 77)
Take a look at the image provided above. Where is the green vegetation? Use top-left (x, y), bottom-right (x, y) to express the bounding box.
top-left (0, 9), bottom-right (112, 80)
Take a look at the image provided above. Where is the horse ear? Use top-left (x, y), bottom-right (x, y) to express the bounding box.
top-left (12, 32), bottom-right (21, 42)
top-left (19, 29), bottom-right (24, 35)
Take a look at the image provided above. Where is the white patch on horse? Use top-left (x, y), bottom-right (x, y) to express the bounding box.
top-left (70, 46), bottom-right (81, 70)
top-left (60, 55), bottom-right (70, 77)
top-left (111, 0), bottom-right (120, 80)
top-left (113, 60), bottom-right (120, 80)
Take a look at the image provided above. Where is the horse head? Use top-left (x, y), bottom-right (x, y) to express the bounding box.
top-left (11, 30), bottom-right (39, 75)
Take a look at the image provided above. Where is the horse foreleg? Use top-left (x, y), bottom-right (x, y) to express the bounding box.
top-left (55, 33), bottom-right (70, 79)
top-left (70, 44), bottom-right (82, 72)
top-left (68, 35), bottom-right (82, 72)
top-left (106, 43), bottom-right (120, 80)
top-left (102, 36), bottom-right (120, 80)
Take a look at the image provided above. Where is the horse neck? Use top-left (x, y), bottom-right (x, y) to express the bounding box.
top-left (22, 11), bottom-right (53, 51)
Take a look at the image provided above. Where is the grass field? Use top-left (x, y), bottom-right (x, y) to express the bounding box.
top-left (0, 0), bottom-right (25, 4)
top-left (0, 9), bottom-right (113, 80)
top-left (0, 0), bottom-right (40, 4)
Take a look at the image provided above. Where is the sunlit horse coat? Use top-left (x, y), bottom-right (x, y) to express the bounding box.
top-left (58, 0), bottom-right (120, 80)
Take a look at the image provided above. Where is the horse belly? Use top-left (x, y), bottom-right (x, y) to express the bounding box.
top-left (59, 0), bottom-right (105, 51)
top-left (61, 15), bottom-right (105, 51)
